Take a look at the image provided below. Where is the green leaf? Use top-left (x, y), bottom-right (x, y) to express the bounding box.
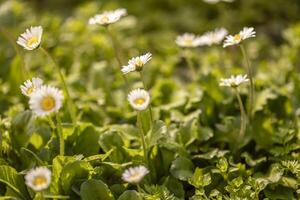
top-left (0, 165), bottom-right (30, 200)
top-left (188, 168), bottom-right (211, 188)
top-left (170, 157), bottom-right (194, 181)
top-left (73, 125), bottom-right (101, 156)
top-left (118, 190), bottom-right (141, 200)
top-left (50, 156), bottom-right (77, 195)
top-left (61, 160), bottom-right (93, 194)
top-left (253, 89), bottom-right (277, 113)
top-left (99, 131), bottom-right (124, 152)
top-left (146, 120), bottom-right (167, 148)
top-left (80, 179), bottom-right (114, 200)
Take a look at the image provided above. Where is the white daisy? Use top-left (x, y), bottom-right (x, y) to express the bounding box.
top-left (121, 53), bottom-right (152, 74)
top-left (176, 33), bottom-right (204, 48)
top-left (17, 26), bottom-right (43, 50)
top-left (200, 28), bottom-right (228, 46)
top-left (122, 166), bottom-right (149, 184)
top-left (223, 27), bottom-right (256, 48)
top-left (128, 88), bottom-right (150, 111)
top-left (219, 74), bottom-right (249, 88)
top-left (203, 0), bottom-right (234, 4)
top-left (29, 85), bottom-right (64, 117)
top-left (25, 167), bottom-right (51, 192)
top-left (89, 8), bottom-right (127, 26)
top-left (20, 77), bottom-right (44, 97)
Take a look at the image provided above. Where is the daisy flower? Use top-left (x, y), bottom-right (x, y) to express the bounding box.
top-left (223, 27), bottom-right (256, 48)
top-left (89, 8), bottom-right (127, 26)
top-left (121, 53), bottom-right (152, 74)
top-left (219, 74), bottom-right (249, 88)
top-left (203, 0), bottom-right (234, 4)
top-left (122, 166), bottom-right (149, 184)
top-left (29, 85), bottom-right (64, 117)
top-left (20, 77), bottom-right (43, 97)
top-left (200, 28), bottom-right (228, 46)
top-left (176, 33), bottom-right (204, 48)
top-left (25, 167), bottom-right (51, 192)
top-left (17, 26), bottom-right (43, 50)
top-left (128, 88), bottom-right (150, 111)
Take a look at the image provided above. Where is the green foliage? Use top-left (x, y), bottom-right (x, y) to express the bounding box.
top-left (1, 0), bottom-right (300, 199)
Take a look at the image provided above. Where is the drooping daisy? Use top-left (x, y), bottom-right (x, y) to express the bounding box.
top-left (20, 77), bottom-right (44, 97)
top-left (121, 53), bottom-right (152, 74)
top-left (122, 166), bottom-right (149, 184)
top-left (29, 85), bottom-right (64, 117)
top-left (223, 27), bottom-right (256, 48)
top-left (17, 26), bottom-right (43, 50)
top-left (25, 167), bottom-right (51, 192)
top-left (176, 33), bottom-right (204, 48)
top-left (128, 88), bottom-right (150, 111)
top-left (219, 74), bottom-right (249, 88)
top-left (200, 28), bottom-right (228, 46)
top-left (89, 8), bottom-right (127, 26)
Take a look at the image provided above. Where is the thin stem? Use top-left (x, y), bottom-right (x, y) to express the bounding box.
top-left (137, 183), bottom-right (142, 194)
top-left (0, 27), bottom-right (29, 79)
top-left (39, 191), bottom-right (45, 200)
top-left (184, 49), bottom-right (197, 81)
top-left (240, 45), bottom-right (254, 118)
top-left (137, 112), bottom-right (149, 166)
top-left (105, 26), bottom-right (129, 86)
top-left (40, 47), bottom-right (77, 128)
top-left (56, 113), bottom-right (64, 156)
top-left (139, 71), bottom-right (154, 125)
top-left (235, 88), bottom-right (247, 139)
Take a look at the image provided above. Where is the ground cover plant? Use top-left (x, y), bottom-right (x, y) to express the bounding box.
top-left (0, 0), bottom-right (300, 199)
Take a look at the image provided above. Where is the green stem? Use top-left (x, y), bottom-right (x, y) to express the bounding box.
top-left (40, 47), bottom-right (77, 128)
top-left (235, 88), bottom-right (247, 139)
top-left (184, 49), bottom-right (197, 81)
top-left (0, 27), bottom-right (29, 79)
top-left (139, 71), bottom-right (154, 125)
top-left (240, 45), bottom-right (254, 118)
top-left (105, 26), bottom-right (129, 87)
top-left (137, 112), bottom-right (148, 166)
top-left (56, 113), bottom-right (64, 156)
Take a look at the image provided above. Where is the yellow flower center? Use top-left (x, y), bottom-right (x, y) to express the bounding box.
top-left (134, 98), bottom-right (146, 105)
top-left (27, 37), bottom-right (39, 47)
top-left (40, 96), bottom-right (56, 111)
top-left (135, 58), bottom-right (143, 67)
top-left (233, 34), bottom-right (242, 43)
top-left (26, 87), bottom-right (34, 95)
top-left (129, 172), bottom-right (141, 180)
top-left (184, 38), bottom-right (194, 46)
top-left (33, 175), bottom-right (47, 186)
top-left (100, 15), bottom-right (110, 23)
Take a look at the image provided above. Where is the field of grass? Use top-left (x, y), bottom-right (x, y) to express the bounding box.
top-left (0, 0), bottom-right (300, 199)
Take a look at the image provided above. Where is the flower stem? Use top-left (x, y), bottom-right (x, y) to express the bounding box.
top-left (240, 44), bottom-right (254, 118)
top-left (56, 113), bottom-right (64, 156)
top-left (40, 47), bottom-right (77, 128)
top-left (137, 112), bottom-right (148, 166)
top-left (105, 26), bottom-right (129, 87)
top-left (139, 71), bottom-right (154, 125)
top-left (184, 49), bottom-right (197, 81)
top-left (235, 88), bottom-right (247, 139)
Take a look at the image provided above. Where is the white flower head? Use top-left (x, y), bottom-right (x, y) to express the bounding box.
top-left (223, 27), bottom-right (256, 48)
top-left (25, 167), bottom-right (51, 192)
top-left (122, 165), bottom-right (149, 184)
top-left (176, 33), bottom-right (204, 48)
top-left (89, 8), bottom-right (127, 26)
top-left (29, 85), bottom-right (64, 117)
top-left (121, 53), bottom-right (152, 74)
top-left (220, 74), bottom-right (249, 88)
top-left (20, 77), bottom-right (44, 97)
top-left (203, 0), bottom-right (234, 4)
top-left (128, 88), bottom-right (150, 111)
top-left (200, 28), bottom-right (228, 46)
top-left (17, 26), bottom-right (43, 50)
